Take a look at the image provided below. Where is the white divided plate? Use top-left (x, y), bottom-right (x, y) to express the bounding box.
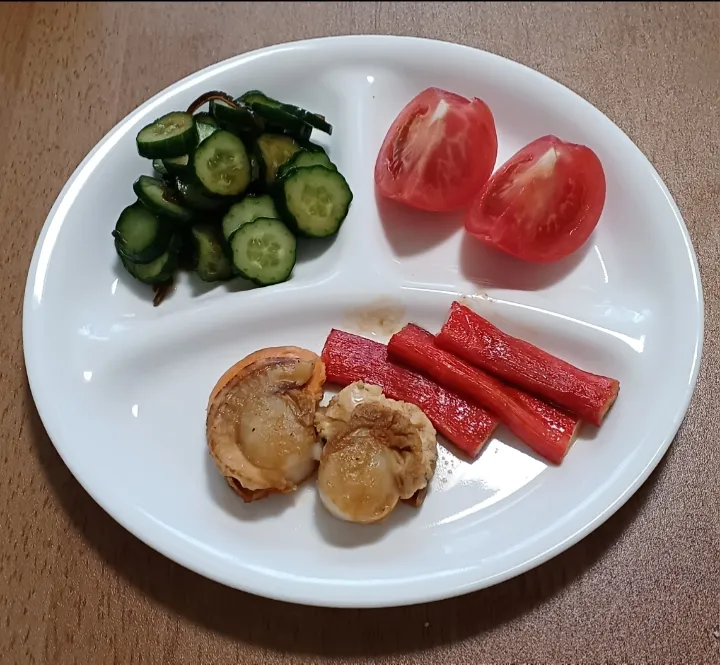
top-left (23, 36), bottom-right (702, 608)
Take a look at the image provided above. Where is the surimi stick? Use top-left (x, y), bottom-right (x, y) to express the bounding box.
top-left (437, 302), bottom-right (619, 426)
top-left (321, 329), bottom-right (499, 458)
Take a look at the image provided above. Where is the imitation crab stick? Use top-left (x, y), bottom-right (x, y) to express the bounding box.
top-left (388, 324), bottom-right (580, 464)
top-left (437, 302), bottom-right (619, 426)
top-left (321, 329), bottom-right (499, 458)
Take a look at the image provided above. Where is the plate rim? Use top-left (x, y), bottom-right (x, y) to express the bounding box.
top-left (22, 34), bottom-right (704, 608)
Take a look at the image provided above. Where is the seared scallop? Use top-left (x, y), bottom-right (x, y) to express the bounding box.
top-left (315, 382), bottom-right (438, 524)
top-left (206, 347), bottom-right (325, 503)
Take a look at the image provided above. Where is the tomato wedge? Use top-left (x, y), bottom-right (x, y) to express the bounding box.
top-left (374, 87), bottom-right (498, 212)
top-left (465, 135), bottom-right (606, 263)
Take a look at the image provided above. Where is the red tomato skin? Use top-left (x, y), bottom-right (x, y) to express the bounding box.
top-left (465, 135), bottom-right (606, 263)
top-left (374, 88), bottom-right (498, 212)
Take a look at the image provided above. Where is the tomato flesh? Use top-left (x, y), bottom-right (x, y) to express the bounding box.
top-left (465, 135), bottom-right (606, 263)
top-left (375, 88), bottom-right (498, 212)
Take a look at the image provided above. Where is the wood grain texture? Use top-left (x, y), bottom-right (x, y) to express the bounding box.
top-left (1, 2), bottom-right (719, 663)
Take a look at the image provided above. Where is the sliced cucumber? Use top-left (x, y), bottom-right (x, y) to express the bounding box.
top-left (162, 154), bottom-right (190, 175)
top-left (136, 112), bottom-right (198, 159)
top-left (249, 104), bottom-right (312, 141)
top-left (249, 152), bottom-right (262, 185)
top-left (240, 90), bottom-right (282, 109)
top-left (221, 194), bottom-right (279, 241)
top-left (120, 241), bottom-right (179, 285)
top-left (193, 130), bottom-right (252, 197)
top-left (132, 175), bottom-right (193, 223)
top-left (289, 151), bottom-right (335, 171)
top-left (190, 224), bottom-right (235, 282)
top-left (277, 151), bottom-right (336, 180)
top-left (197, 121), bottom-right (218, 142)
top-left (302, 142), bottom-right (328, 154)
top-left (210, 99), bottom-right (261, 135)
top-left (229, 217), bottom-right (296, 286)
top-left (152, 159), bottom-right (169, 177)
top-left (161, 122), bottom-right (216, 176)
top-left (177, 228), bottom-right (199, 271)
top-left (292, 110), bottom-right (332, 135)
top-left (255, 134), bottom-right (301, 183)
top-left (112, 201), bottom-right (172, 263)
top-left (194, 112), bottom-right (218, 127)
top-left (176, 178), bottom-right (225, 212)
top-left (279, 165), bottom-right (352, 238)
top-left (240, 90), bottom-right (332, 135)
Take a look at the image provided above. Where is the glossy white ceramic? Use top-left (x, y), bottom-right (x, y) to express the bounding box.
top-left (23, 36), bottom-right (702, 608)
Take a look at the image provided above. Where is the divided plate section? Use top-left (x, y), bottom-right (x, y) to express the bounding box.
top-left (31, 284), bottom-right (675, 598)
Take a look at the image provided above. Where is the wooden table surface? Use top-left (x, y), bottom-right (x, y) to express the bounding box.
top-left (2, 2), bottom-right (719, 663)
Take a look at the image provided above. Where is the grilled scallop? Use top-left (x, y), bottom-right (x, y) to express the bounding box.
top-left (207, 347), bottom-right (325, 503)
top-left (315, 382), bottom-right (438, 524)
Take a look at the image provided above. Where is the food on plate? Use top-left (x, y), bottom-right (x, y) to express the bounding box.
top-left (222, 194), bottom-right (279, 242)
top-left (229, 217), bottom-right (297, 286)
top-left (277, 165), bottom-right (353, 238)
top-left (388, 324), bottom-right (580, 464)
top-left (132, 175), bottom-right (194, 223)
top-left (189, 224), bottom-right (235, 282)
top-left (438, 302), bottom-right (619, 426)
top-left (113, 201), bottom-right (174, 266)
top-left (117, 238), bottom-right (180, 286)
top-left (115, 89), bottom-right (352, 304)
top-left (206, 347), bottom-right (326, 502)
top-left (193, 130), bottom-right (253, 196)
top-left (315, 382), bottom-right (438, 523)
top-left (175, 176), bottom-right (226, 212)
top-left (465, 135), bottom-right (606, 263)
top-left (203, 297), bottom-right (616, 519)
top-left (255, 133), bottom-right (302, 183)
top-left (135, 111), bottom-right (199, 159)
top-left (208, 96), bottom-right (263, 135)
top-left (374, 87), bottom-right (498, 212)
top-left (240, 89), bottom-right (333, 136)
top-left (277, 149), bottom-right (337, 180)
top-left (321, 329), bottom-right (500, 457)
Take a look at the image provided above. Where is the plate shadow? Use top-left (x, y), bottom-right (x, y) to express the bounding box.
top-left (112, 258), bottom-right (159, 304)
top-left (313, 490), bottom-right (416, 548)
top-left (459, 233), bottom-right (592, 292)
top-left (205, 454), bottom-right (295, 521)
top-left (377, 193), bottom-right (463, 257)
top-left (295, 233), bottom-right (339, 264)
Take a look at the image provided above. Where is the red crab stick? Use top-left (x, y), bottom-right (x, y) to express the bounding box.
top-left (388, 324), bottom-right (580, 464)
top-left (321, 329), bottom-right (500, 457)
top-left (437, 302), bottom-right (619, 426)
